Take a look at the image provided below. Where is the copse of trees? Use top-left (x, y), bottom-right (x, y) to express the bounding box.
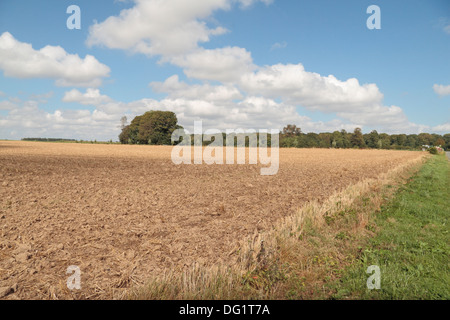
top-left (119, 111), bottom-right (183, 145)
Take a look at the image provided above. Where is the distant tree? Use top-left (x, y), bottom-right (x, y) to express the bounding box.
top-left (341, 129), bottom-right (352, 148)
top-left (351, 128), bottom-right (366, 148)
top-left (417, 133), bottom-right (433, 146)
top-left (282, 124), bottom-right (301, 136)
top-left (397, 134), bottom-right (407, 147)
top-left (365, 130), bottom-right (379, 148)
top-left (120, 116), bottom-right (128, 130)
top-left (406, 134), bottom-right (418, 149)
top-left (119, 125), bottom-right (131, 144)
top-left (119, 111), bottom-right (182, 145)
top-left (318, 132), bottom-right (332, 148)
top-left (377, 139), bottom-right (383, 149)
top-left (379, 133), bottom-right (391, 149)
top-left (305, 132), bottom-right (320, 147)
top-left (331, 131), bottom-right (343, 148)
top-left (435, 138), bottom-right (445, 147)
top-left (443, 134), bottom-right (450, 150)
top-left (280, 136), bottom-right (297, 148)
top-left (431, 134), bottom-right (442, 146)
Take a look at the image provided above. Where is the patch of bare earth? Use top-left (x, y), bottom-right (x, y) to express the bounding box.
top-left (0, 141), bottom-right (424, 299)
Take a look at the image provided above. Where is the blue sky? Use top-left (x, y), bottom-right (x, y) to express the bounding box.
top-left (0, 0), bottom-right (449, 141)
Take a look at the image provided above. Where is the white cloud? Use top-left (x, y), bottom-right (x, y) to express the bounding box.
top-left (336, 105), bottom-right (408, 126)
top-left (432, 123), bottom-right (450, 132)
top-left (238, 0), bottom-right (273, 8)
top-left (147, 62), bottom-right (425, 134)
top-left (239, 63), bottom-right (384, 113)
top-left (150, 96), bottom-right (328, 132)
top-left (63, 88), bottom-right (113, 105)
top-left (86, 0), bottom-right (230, 57)
top-left (270, 41), bottom-right (287, 51)
top-left (171, 47), bottom-right (255, 82)
top-left (86, 0), bottom-right (271, 58)
top-left (0, 32), bottom-right (110, 87)
top-left (150, 75), bottom-right (243, 101)
top-left (433, 84), bottom-right (450, 97)
top-left (0, 100), bottom-right (124, 141)
top-left (0, 100), bottom-right (17, 110)
top-left (237, 63), bottom-right (427, 132)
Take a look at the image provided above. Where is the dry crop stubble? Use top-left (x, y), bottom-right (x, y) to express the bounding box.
top-left (0, 141), bottom-right (425, 299)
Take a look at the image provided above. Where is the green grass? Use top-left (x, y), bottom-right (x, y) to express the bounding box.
top-left (327, 154), bottom-right (450, 300)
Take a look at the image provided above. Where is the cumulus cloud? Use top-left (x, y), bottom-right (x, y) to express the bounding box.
top-left (0, 100), bottom-right (124, 141)
top-left (147, 96), bottom-right (352, 133)
top-left (86, 0), bottom-right (230, 57)
top-left (0, 32), bottom-right (110, 87)
top-left (171, 47), bottom-right (255, 83)
top-left (63, 88), bottom-right (113, 105)
top-left (86, 0), bottom-right (271, 58)
top-left (155, 96), bottom-right (362, 134)
top-left (432, 123), bottom-right (450, 132)
top-left (166, 53), bottom-right (402, 130)
top-left (433, 84), bottom-right (450, 97)
top-left (336, 105), bottom-right (408, 126)
top-left (239, 63), bottom-right (384, 113)
top-left (150, 75), bottom-right (243, 101)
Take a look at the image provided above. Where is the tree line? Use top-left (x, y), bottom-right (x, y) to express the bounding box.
top-left (22, 138), bottom-right (76, 142)
top-left (118, 112), bottom-right (449, 150)
top-left (279, 125), bottom-right (449, 150)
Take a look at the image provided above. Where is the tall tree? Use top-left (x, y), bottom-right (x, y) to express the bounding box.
top-left (365, 130), bottom-right (379, 148)
top-left (351, 128), bottom-right (366, 148)
top-left (120, 116), bottom-right (127, 130)
top-left (341, 129), bottom-right (351, 148)
top-left (282, 124), bottom-right (301, 136)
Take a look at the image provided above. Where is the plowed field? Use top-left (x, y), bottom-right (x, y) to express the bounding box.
top-left (0, 141), bottom-right (424, 299)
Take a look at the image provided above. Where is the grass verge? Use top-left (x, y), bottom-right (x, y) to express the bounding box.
top-left (326, 154), bottom-right (449, 299)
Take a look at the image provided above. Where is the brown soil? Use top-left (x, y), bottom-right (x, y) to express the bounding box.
top-left (0, 141), bottom-right (424, 299)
